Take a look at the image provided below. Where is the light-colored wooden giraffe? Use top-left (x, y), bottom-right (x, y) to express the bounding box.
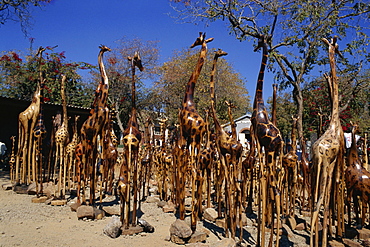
top-left (310, 37), bottom-right (345, 247)
top-left (299, 136), bottom-right (311, 213)
top-left (364, 132), bottom-right (368, 170)
top-left (282, 116), bottom-right (299, 217)
top-left (209, 48), bottom-right (243, 239)
top-left (251, 35), bottom-right (283, 247)
top-left (32, 77), bottom-right (47, 196)
top-left (55, 75), bottom-right (69, 198)
top-left (66, 115), bottom-right (80, 190)
top-left (15, 47), bottom-right (45, 184)
top-left (118, 51), bottom-right (144, 229)
top-left (179, 32), bottom-right (213, 232)
top-left (345, 122), bottom-right (370, 229)
top-left (9, 136), bottom-right (16, 182)
top-left (76, 45), bottom-right (111, 205)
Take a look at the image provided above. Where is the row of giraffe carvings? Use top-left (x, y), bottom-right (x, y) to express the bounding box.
top-left (6, 33), bottom-right (370, 246)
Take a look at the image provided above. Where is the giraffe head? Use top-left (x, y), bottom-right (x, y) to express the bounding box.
top-left (99, 45), bottom-right (111, 53)
top-left (128, 52), bottom-right (144, 72)
top-left (215, 48), bottom-right (228, 58)
top-left (190, 32), bottom-right (214, 48)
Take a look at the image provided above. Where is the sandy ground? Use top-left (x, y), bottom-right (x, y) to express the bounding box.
top-left (0, 169), bottom-right (322, 247)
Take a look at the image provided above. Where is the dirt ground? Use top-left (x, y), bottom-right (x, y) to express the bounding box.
top-left (0, 168), bottom-right (357, 247)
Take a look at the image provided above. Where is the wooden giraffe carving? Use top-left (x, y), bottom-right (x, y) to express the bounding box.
top-left (15, 47), bottom-right (45, 184)
top-left (33, 77), bottom-right (47, 196)
top-left (345, 122), bottom-right (370, 229)
top-left (299, 136), bottom-right (311, 212)
top-left (100, 107), bottom-right (118, 202)
top-left (76, 45), bottom-right (111, 205)
top-left (55, 75), bottom-right (69, 198)
top-left (179, 32), bottom-right (213, 232)
top-left (251, 35), bottom-right (283, 247)
top-left (9, 136), bottom-right (16, 182)
top-left (225, 101), bottom-right (237, 139)
top-left (209, 48), bottom-right (243, 239)
top-left (118, 51), bottom-right (144, 229)
top-left (310, 37), bottom-right (345, 247)
top-left (198, 108), bottom-right (215, 209)
top-left (66, 115), bottom-right (80, 190)
top-left (282, 116), bottom-right (299, 217)
top-left (271, 83), bottom-right (278, 126)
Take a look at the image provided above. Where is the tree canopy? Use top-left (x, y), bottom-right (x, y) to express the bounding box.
top-left (0, 46), bottom-right (94, 107)
top-left (153, 47), bottom-right (251, 125)
top-left (171, 0), bottom-right (370, 139)
top-left (0, 0), bottom-right (51, 35)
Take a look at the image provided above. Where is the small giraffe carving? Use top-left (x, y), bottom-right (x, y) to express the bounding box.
top-left (55, 75), bottom-right (69, 198)
top-left (310, 37), bottom-right (345, 247)
top-left (66, 115), bottom-right (80, 191)
top-left (345, 122), bottom-right (370, 229)
top-left (282, 116), bottom-right (299, 217)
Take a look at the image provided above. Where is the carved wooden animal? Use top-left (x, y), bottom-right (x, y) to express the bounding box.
top-left (66, 115), bottom-right (80, 190)
top-left (178, 32), bottom-right (213, 232)
top-left (251, 35), bottom-right (283, 247)
top-left (55, 75), bottom-right (69, 198)
top-left (76, 45), bottom-right (111, 205)
top-left (118, 51), bottom-right (144, 229)
top-left (345, 123), bottom-right (370, 229)
top-left (310, 37), bottom-right (345, 247)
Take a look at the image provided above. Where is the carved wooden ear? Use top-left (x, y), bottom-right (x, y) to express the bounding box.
top-left (127, 56), bottom-right (132, 61)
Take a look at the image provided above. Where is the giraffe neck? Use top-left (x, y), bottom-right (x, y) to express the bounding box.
top-left (210, 55), bottom-right (219, 113)
top-left (272, 84), bottom-right (277, 126)
top-left (227, 105), bottom-right (237, 139)
top-left (93, 48), bottom-right (109, 108)
top-left (183, 42), bottom-right (207, 108)
top-left (349, 127), bottom-right (358, 159)
top-left (253, 41), bottom-right (268, 113)
top-left (327, 43), bottom-right (340, 130)
top-left (61, 76), bottom-right (68, 127)
top-left (131, 65), bottom-right (137, 110)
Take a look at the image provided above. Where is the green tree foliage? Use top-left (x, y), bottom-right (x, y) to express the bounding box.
top-left (0, 46), bottom-right (94, 107)
top-left (153, 47), bottom-right (251, 125)
top-left (0, 0), bottom-right (51, 35)
top-left (171, 0), bottom-right (370, 140)
top-left (302, 68), bottom-right (370, 136)
top-left (89, 37), bottom-right (160, 133)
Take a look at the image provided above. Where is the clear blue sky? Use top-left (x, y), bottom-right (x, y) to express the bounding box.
top-left (1, 0), bottom-right (286, 105)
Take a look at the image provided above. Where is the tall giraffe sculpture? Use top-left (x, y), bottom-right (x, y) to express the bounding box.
top-left (15, 47), bottom-right (45, 184)
top-left (179, 32), bottom-right (213, 232)
top-left (66, 115), bottom-right (80, 191)
top-left (55, 75), bottom-right (69, 198)
top-left (33, 78), bottom-right (47, 196)
top-left (310, 37), bottom-right (345, 247)
top-left (76, 45), bottom-right (111, 205)
top-left (209, 48), bottom-right (243, 239)
top-left (118, 52), bottom-right (144, 229)
top-left (251, 35), bottom-right (283, 247)
top-left (345, 122), bottom-right (370, 229)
